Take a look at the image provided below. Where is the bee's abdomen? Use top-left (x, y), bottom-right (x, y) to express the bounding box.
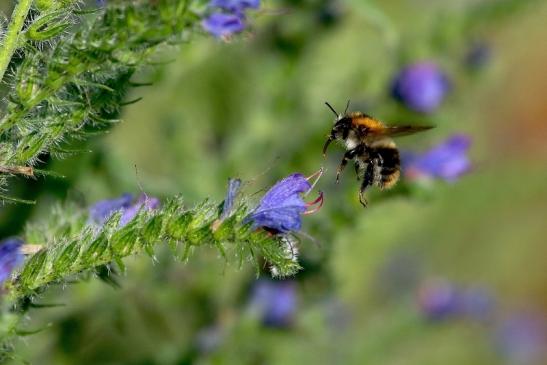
top-left (374, 147), bottom-right (401, 189)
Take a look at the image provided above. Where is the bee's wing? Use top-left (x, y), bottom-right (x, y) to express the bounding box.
top-left (368, 125), bottom-right (434, 139)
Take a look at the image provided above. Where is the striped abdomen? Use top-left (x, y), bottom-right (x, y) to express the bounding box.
top-left (364, 140), bottom-right (401, 190)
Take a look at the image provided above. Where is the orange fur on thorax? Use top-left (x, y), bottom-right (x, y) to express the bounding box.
top-left (349, 113), bottom-right (385, 130)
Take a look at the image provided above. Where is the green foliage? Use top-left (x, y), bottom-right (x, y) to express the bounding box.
top-left (0, 0), bottom-right (201, 196)
top-left (0, 0), bottom-right (305, 352)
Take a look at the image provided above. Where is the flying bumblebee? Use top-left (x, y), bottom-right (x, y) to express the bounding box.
top-left (322, 101), bottom-right (433, 207)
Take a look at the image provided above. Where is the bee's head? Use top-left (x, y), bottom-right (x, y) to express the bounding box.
top-left (323, 101), bottom-right (351, 156)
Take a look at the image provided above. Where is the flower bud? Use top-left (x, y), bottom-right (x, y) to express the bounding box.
top-left (26, 10), bottom-right (71, 42)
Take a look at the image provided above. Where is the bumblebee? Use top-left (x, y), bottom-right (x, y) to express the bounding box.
top-left (322, 101), bottom-right (433, 207)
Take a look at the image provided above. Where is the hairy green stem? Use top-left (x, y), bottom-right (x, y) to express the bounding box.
top-left (6, 196), bottom-right (298, 300)
top-left (0, 0), bottom-right (33, 84)
top-left (0, 62), bottom-right (88, 134)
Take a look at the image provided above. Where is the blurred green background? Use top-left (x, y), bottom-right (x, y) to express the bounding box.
top-left (2, 0), bottom-right (547, 364)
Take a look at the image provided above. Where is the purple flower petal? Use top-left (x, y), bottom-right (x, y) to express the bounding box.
top-left (210, 0), bottom-right (260, 11)
top-left (403, 134), bottom-right (472, 182)
top-left (202, 12), bottom-right (246, 38)
top-left (220, 178), bottom-right (242, 220)
top-left (119, 195), bottom-right (161, 227)
top-left (246, 173), bottom-right (312, 233)
top-left (250, 279), bottom-right (297, 328)
top-left (0, 238), bottom-right (24, 284)
top-left (495, 312), bottom-right (547, 364)
top-left (90, 194), bottom-right (160, 227)
top-left (89, 193), bottom-right (133, 225)
top-left (391, 62), bottom-right (451, 113)
top-left (418, 279), bottom-right (462, 320)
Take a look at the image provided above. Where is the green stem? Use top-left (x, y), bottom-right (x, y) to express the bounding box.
top-left (0, 62), bottom-right (88, 134)
top-left (0, 0), bottom-right (33, 84)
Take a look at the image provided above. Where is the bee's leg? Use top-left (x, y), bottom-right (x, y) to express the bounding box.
top-left (354, 161), bottom-right (361, 180)
top-left (322, 134), bottom-right (335, 156)
top-left (359, 160), bottom-right (375, 207)
top-left (336, 148), bottom-right (358, 183)
top-left (377, 153), bottom-right (384, 166)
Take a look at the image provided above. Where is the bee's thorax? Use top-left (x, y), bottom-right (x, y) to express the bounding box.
top-left (344, 131), bottom-right (359, 150)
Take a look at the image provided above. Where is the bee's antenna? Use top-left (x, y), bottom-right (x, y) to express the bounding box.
top-left (325, 101), bottom-right (339, 117)
top-left (344, 99), bottom-right (351, 114)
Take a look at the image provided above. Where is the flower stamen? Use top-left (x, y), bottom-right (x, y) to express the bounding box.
top-left (303, 191), bottom-right (323, 215)
top-left (304, 167), bottom-right (324, 196)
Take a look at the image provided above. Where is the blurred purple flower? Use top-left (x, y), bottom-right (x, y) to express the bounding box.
top-left (119, 195), bottom-right (161, 227)
top-left (90, 194), bottom-right (160, 227)
top-left (0, 238), bottom-right (24, 285)
top-left (391, 62), bottom-right (451, 113)
top-left (418, 279), bottom-right (461, 320)
top-left (202, 13), bottom-right (246, 38)
top-left (461, 287), bottom-right (496, 322)
top-left (403, 134), bottom-right (472, 182)
top-left (495, 312), bottom-right (547, 365)
top-left (210, 0), bottom-right (260, 12)
top-left (250, 279), bottom-right (297, 328)
top-left (246, 172), bottom-right (323, 233)
top-left (89, 193), bottom-right (133, 225)
top-left (418, 279), bottom-right (498, 323)
top-left (203, 0), bottom-right (260, 38)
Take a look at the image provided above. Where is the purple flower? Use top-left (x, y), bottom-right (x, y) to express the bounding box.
top-left (89, 193), bottom-right (133, 225)
top-left (220, 178), bottom-right (241, 220)
top-left (391, 62), bottom-right (451, 113)
top-left (210, 0), bottom-right (260, 12)
top-left (0, 238), bottom-right (24, 285)
top-left (90, 194), bottom-right (160, 227)
top-left (202, 0), bottom-right (260, 38)
top-left (246, 172), bottom-right (323, 233)
top-left (418, 279), bottom-right (498, 323)
top-left (250, 279), bottom-right (297, 328)
top-left (212, 178), bottom-right (242, 232)
top-left (461, 287), bottom-right (496, 322)
top-left (202, 12), bottom-right (246, 38)
top-left (495, 312), bottom-right (547, 364)
top-left (403, 134), bottom-right (472, 182)
top-left (418, 279), bottom-right (461, 320)
top-left (119, 195), bottom-right (161, 227)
